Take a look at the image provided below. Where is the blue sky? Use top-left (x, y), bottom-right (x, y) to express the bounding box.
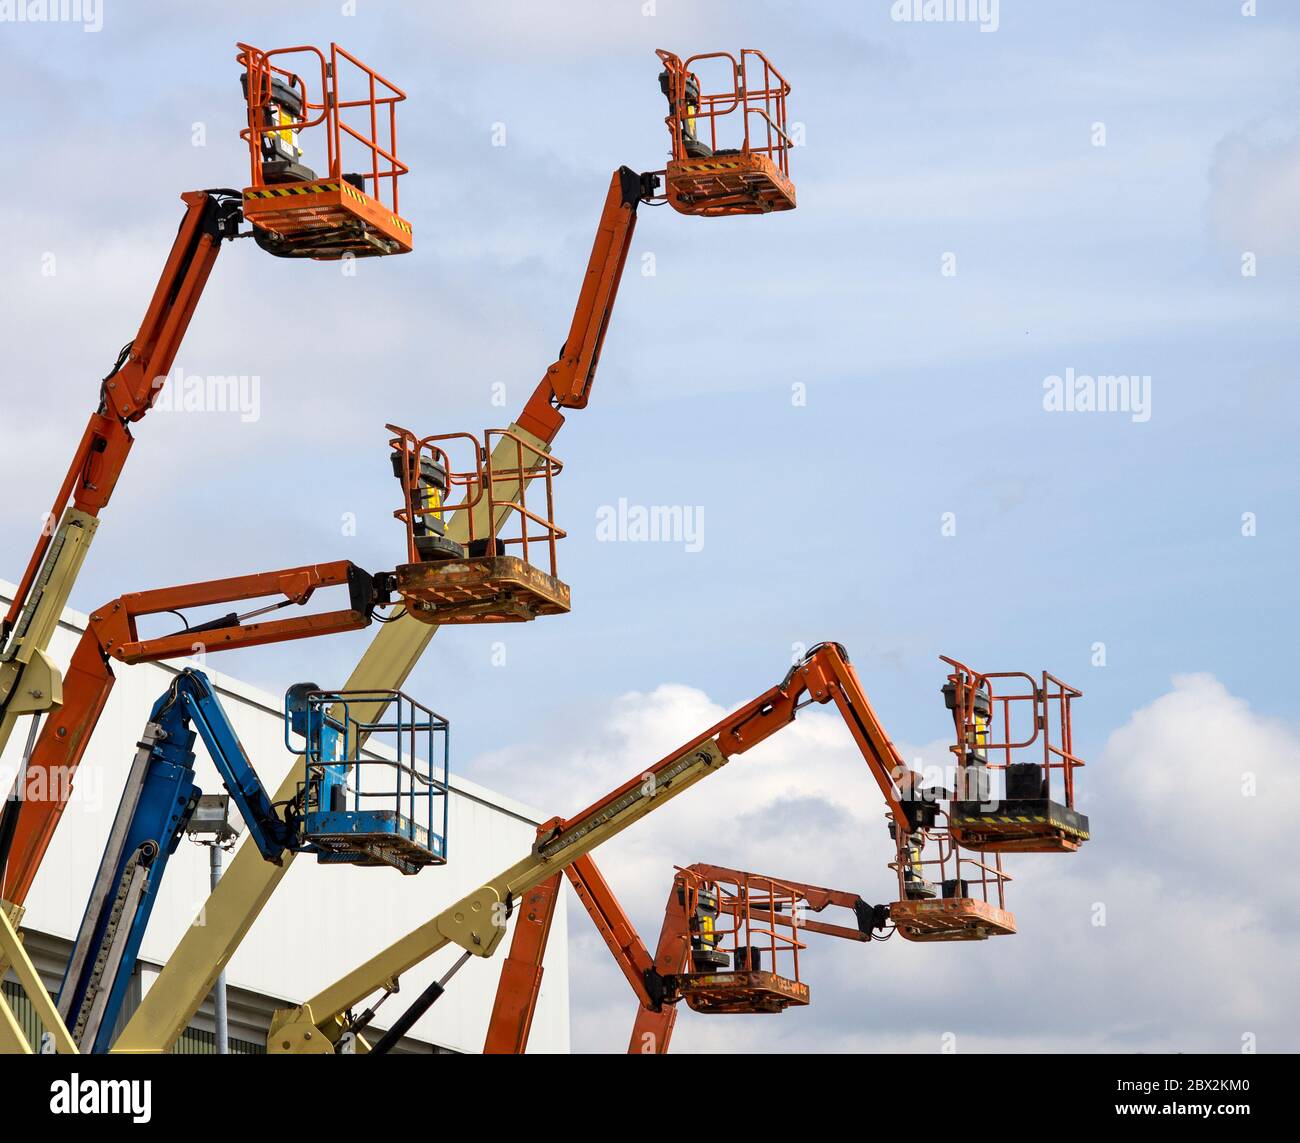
top-left (1, 1), bottom-right (1298, 1051)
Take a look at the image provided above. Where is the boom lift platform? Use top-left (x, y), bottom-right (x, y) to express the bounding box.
top-left (238, 43), bottom-right (412, 259)
top-left (656, 49), bottom-right (796, 216)
top-left (487, 856), bottom-right (879, 1054)
top-left (0, 40), bottom-right (411, 778)
top-left (114, 45), bottom-right (798, 1055)
top-left (627, 863), bottom-right (880, 1053)
top-left (285, 683), bottom-right (449, 872)
top-left (942, 656), bottom-right (1090, 853)
top-left (264, 644), bottom-right (1085, 1054)
top-left (388, 425), bottom-right (569, 624)
top-left (53, 669), bottom-right (446, 1053)
top-left (660, 866), bottom-right (868, 1016)
top-left (886, 804), bottom-right (1017, 941)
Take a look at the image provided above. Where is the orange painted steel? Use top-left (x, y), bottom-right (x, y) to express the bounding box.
top-left (552, 644), bottom-right (913, 835)
top-left (512, 48), bottom-right (796, 440)
top-left (483, 855), bottom-right (659, 1055)
top-left (670, 869), bottom-right (811, 1013)
top-left (1, 561), bottom-right (376, 904)
top-left (631, 865), bottom-right (873, 1051)
top-left (237, 42), bottom-right (412, 257)
top-left (4, 39), bottom-right (411, 673)
top-left (952, 660), bottom-right (1084, 808)
top-left (482, 875), bottom-right (563, 1055)
top-left (656, 49), bottom-right (796, 216)
top-left (518, 168), bottom-right (653, 443)
top-left (568, 856), bottom-right (659, 1005)
top-left (685, 862), bottom-right (871, 942)
top-left (387, 425), bottom-right (569, 624)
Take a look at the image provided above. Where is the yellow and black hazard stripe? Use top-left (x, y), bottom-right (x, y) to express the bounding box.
top-left (245, 180), bottom-right (345, 200)
top-left (953, 811), bottom-right (1089, 838)
top-left (246, 181), bottom-right (411, 239)
top-left (680, 159), bottom-right (747, 172)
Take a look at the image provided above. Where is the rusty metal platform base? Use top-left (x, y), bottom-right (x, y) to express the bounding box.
top-left (949, 799), bottom-right (1090, 854)
top-left (242, 178), bottom-right (413, 259)
top-left (664, 152), bottom-right (796, 216)
top-left (311, 835), bottom-right (439, 876)
top-left (890, 898), bottom-right (1017, 943)
top-left (396, 555), bottom-right (570, 624)
top-left (678, 970), bottom-right (809, 1014)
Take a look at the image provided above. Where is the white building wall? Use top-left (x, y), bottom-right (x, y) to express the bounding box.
top-left (0, 582), bottom-right (569, 1054)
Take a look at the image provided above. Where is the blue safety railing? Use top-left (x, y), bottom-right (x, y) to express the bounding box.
top-left (284, 686), bottom-right (449, 870)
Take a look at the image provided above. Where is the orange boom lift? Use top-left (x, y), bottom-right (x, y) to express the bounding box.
top-left (481, 644), bottom-right (1034, 1054)
top-left (942, 656), bottom-right (1090, 853)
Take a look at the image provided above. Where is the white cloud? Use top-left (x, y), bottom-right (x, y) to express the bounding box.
top-left (1208, 127), bottom-right (1300, 257)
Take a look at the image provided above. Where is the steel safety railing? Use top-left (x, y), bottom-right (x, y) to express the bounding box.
top-left (942, 656), bottom-right (1085, 809)
top-left (286, 686), bottom-right (449, 862)
top-left (388, 425), bottom-right (566, 577)
top-left (696, 871), bottom-right (807, 981)
top-left (657, 48), bottom-right (793, 174)
top-left (888, 807), bottom-right (1011, 910)
top-left (237, 41), bottom-right (409, 213)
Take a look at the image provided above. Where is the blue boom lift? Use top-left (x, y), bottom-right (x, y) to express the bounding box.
top-left (56, 668), bottom-right (448, 1052)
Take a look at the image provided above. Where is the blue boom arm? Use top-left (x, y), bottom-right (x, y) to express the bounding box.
top-left (57, 668), bottom-right (290, 1051)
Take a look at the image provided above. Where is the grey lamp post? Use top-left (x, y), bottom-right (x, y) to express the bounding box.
top-left (184, 793), bottom-right (241, 1054)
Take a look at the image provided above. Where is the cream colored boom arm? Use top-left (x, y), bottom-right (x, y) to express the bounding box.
top-left (267, 739), bottom-right (729, 1053)
top-left (0, 512), bottom-right (96, 755)
top-left (111, 425), bottom-right (546, 1053)
top-left (1, 902), bottom-right (78, 1054)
